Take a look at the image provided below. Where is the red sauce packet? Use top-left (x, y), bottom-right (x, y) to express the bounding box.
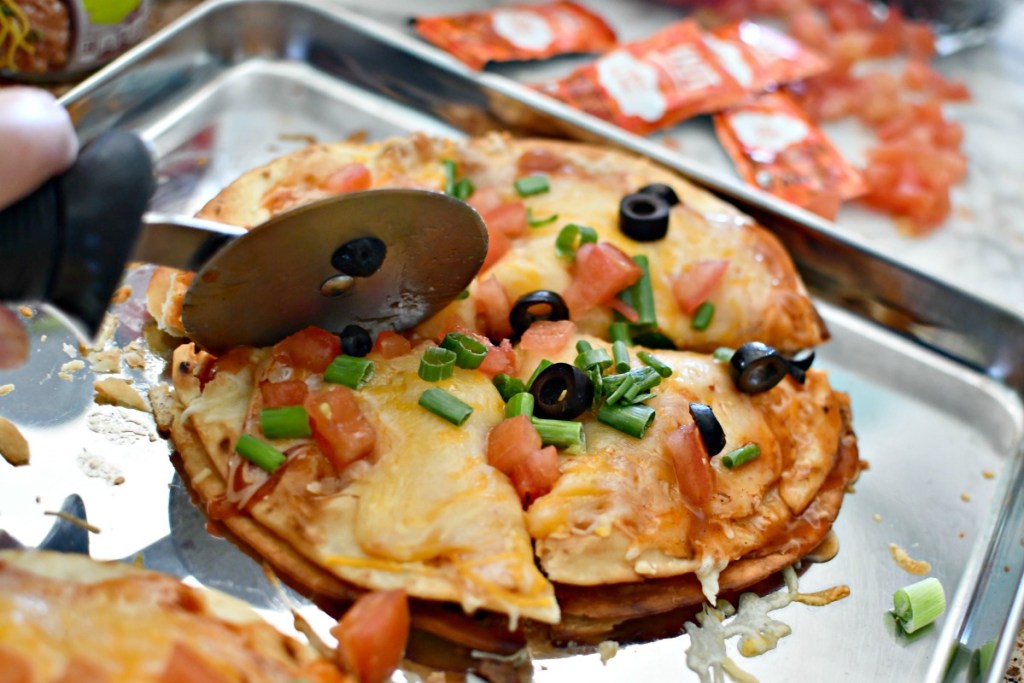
top-left (534, 20), bottom-right (746, 135)
top-left (713, 91), bottom-right (866, 218)
top-left (704, 21), bottom-right (831, 93)
top-left (413, 1), bottom-right (617, 70)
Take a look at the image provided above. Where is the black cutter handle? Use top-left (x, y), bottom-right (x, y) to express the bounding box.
top-left (0, 131), bottom-right (154, 337)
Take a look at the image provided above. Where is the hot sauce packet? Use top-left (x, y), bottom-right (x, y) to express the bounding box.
top-left (413, 1), bottom-right (617, 71)
top-left (713, 91), bottom-right (866, 219)
top-left (534, 20), bottom-right (746, 136)
top-left (703, 20), bottom-right (831, 93)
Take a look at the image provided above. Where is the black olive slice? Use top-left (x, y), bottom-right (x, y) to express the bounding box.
top-left (619, 192), bottom-right (670, 242)
top-left (529, 362), bottom-right (594, 421)
top-left (637, 183), bottom-right (680, 207)
top-left (509, 290), bottom-right (570, 338)
top-left (730, 342), bottom-right (788, 394)
top-left (331, 236), bottom-right (387, 277)
top-left (340, 324), bottom-right (373, 357)
top-left (786, 349), bottom-right (816, 384)
top-left (688, 402), bottom-right (726, 456)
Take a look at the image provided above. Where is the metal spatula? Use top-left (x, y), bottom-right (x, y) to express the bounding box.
top-left (0, 131), bottom-right (488, 353)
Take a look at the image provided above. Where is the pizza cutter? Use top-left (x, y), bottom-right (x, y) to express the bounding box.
top-left (0, 131), bottom-right (488, 353)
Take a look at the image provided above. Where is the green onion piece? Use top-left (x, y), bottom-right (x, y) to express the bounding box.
top-left (236, 434), bottom-right (286, 473)
top-left (631, 330), bottom-right (676, 350)
top-left (441, 332), bottom-right (488, 369)
top-left (630, 254), bottom-right (657, 328)
top-left (527, 207), bottom-right (559, 228)
top-left (713, 346), bottom-right (735, 363)
top-left (587, 367), bottom-right (604, 411)
top-left (575, 347), bottom-right (613, 372)
top-left (453, 177), bottom-right (475, 200)
top-left (893, 577), bottom-right (946, 634)
top-left (442, 159), bottom-right (457, 196)
top-left (576, 339), bottom-right (592, 353)
top-left (721, 443), bottom-right (761, 469)
top-left (324, 355), bottom-right (375, 389)
top-left (616, 286), bottom-right (637, 322)
top-left (629, 392), bottom-right (656, 403)
top-left (637, 350), bottom-right (672, 378)
top-left (419, 387), bottom-right (473, 426)
top-left (604, 374), bottom-right (635, 406)
top-left (596, 403), bottom-right (656, 439)
top-left (554, 223), bottom-right (598, 260)
top-left (691, 301), bottom-right (715, 331)
top-left (532, 417), bottom-right (585, 453)
top-left (526, 359), bottom-right (553, 390)
top-left (623, 367), bottom-right (660, 402)
top-left (609, 321), bottom-right (632, 345)
top-left (514, 174), bottom-right (550, 197)
top-left (493, 373), bottom-right (526, 402)
top-left (260, 406), bottom-right (312, 439)
top-left (975, 640), bottom-right (996, 680)
top-left (612, 340), bottom-right (631, 373)
top-left (506, 392), bottom-right (535, 418)
top-left (457, 289), bottom-right (470, 300)
top-left (419, 346), bottom-right (457, 382)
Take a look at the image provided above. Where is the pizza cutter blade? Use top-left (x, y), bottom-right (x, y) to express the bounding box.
top-left (179, 189), bottom-right (488, 354)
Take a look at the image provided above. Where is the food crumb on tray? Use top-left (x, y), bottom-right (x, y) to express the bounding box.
top-left (58, 360), bottom-right (86, 381)
top-left (76, 450), bottom-right (125, 486)
top-left (0, 384), bottom-right (13, 396)
top-left (598, 640), bottom-right (619, 664)
top-left (93, 377), bottom-right (149, 412)
top-left (0, 417), bottom-right (30, 467)
top-left (888, 542), bottom-right (931, 575)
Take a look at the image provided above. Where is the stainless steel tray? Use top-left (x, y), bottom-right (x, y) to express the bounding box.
top-left (3, 0), bottom-right (1024, 680)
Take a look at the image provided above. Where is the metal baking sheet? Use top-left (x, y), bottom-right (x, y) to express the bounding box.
top-left (2, 0), bottom-right (1024, 680)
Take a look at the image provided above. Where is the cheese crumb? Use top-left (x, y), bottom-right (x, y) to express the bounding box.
top-left (93, 377), bottom-right (149, 412)
top-left (961, 492), bottom-right (971, 502)
top-left (17, 306), bottom-right (33, 317)
top-left (88, 348), bottom-right (122, 373)
top-left (0, 384), bottom-right (13, 396)
top-left (58, 359), bottom-right (86, 380)
top-left (597, 640), bottom-right (619, 664)
top-left (872, 513), bottom-right (882, 522)
top-left (888, 543), bottom-right (931, 575)
top-left (62, 343), bottom-right (78, 358)
top-left (982, 470), bottom-right (995, 480)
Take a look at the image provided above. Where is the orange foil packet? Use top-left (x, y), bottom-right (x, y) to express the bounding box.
top-left (535, 20), bottom-right (746, 135)
top-left (704, 21), bottom-right (831, 93)
top-left (414, 1), bottom-right (617, 70)
top-left (714, 91), bottom-right (866, 218)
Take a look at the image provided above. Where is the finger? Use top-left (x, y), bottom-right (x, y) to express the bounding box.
top-left (0, 87), bottom-right (78, 209)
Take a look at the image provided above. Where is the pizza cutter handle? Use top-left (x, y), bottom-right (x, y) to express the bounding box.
top-left (0, 130), bottom-right (154, 338)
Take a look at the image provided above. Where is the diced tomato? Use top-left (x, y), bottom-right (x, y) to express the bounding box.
top-left (670, 259), bottom-right (729, 316)
top-left (484, 201), bottom-right (528, 238)
top-left (562, 242), bottom-right (643, 317)
top-left (478, 338), bottom-right (516, 378)
top-left (487, 415), bottom-right (543, 475)
top-left (158, 643), bottom-right (232, 683)
top-left (607, 297), bottom-right (640, 323)
top-left (517, 148), bottom-right (570, 174)
top-left (261, 379), bottom-right (309, 408)
top-left (0, 644), bottom-right (32, 683)
top-left (0, 306), bottom-right (28, 369)
top-left (480, 222), bottom-right (511, 273)
top-left (901, 22), bottom-right (936, 59)
top-left (519, 320), bottom-right (577, 354)
top-left (304, 386), bottom-right (376, 473)
top-left (372, 330), bottom-right (412, 359)
top-left (273, 326), bottom-right (341, 374)
top-left (511, 445), bottom-right (560, 506)
top-left (787, 8), bottom-right (830, 53)
top-left (468, 185), bottom-right (503, 215)
top-left (665, 422), bottom-right (714, 514)
top-left (322, 163), bottom-right (372, 194)
top-left (475, 276), bottom-right (513, 341)
top-left (332, 590), bottom-right (410, 683)
top-left (825, 0), bottom-right (876, 32)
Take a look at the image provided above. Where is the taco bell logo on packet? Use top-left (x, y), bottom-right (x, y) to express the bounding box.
top-left (730, 112), bottom-right (810, 157)
top-left (596, 51), bottom-right (667, 122)
top-left (492, 9), bottom-right (555, 51)
top-left (703, 36), bottom-right (755, 88)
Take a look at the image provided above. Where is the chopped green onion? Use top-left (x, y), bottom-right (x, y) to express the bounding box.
top-left (893, 577), bottom-right (946, 634)
top-left (527, 207), bottom-right (559, 228)
top-left (609, 321), bottom-right (632, 345)
top-left (612, 340), bottom-right (631, 373)
top-left (493, 373), bottom-right (526, 402)
top-left (631, 330), bottom-right (676, 350)
top-left (713, 346), bottom-right (735, 363)
top-left (260, 406), bottom-right (312, 439)
top-left (623, 367), bottom-right (660, 402)
top-left (637, 350), bottom-right (672, 378)
top-left (442, 159), bottom-right (457, 195)
top-left (616, 286), bottom-right (637, 322)
top-left (691, 301), bottom-right (715, 331)
top-left (629, 392), bottom-right (657, 403)
top-left (514, 174), bottom-right (549, 197)
top-left (721, 443), bottom-right (761, 469)
top-left (576, 339), bottom-right (592, 353)
top-left (419, 387), bottom-right (473, 426)
top-left (506, 392), bottom-right (535, 418)
top-left (575, 347), bottom-right (612, 372)
top-left (441, 332), bottom-right (488, 369)
top-left (235, 433), bottom-right (286, 473)
top-left (453, 177), bottom-right (474, 200)
top-left (630, 255), bottom-right (657, 328)
top-left (586, 367), bottom-right (604, 410)
top-left (457, 288), bottom-right (470, 300)
top-left (324, 355), bottom-right (375, 389)
top-left (596, 403), bottom-right (655, 439)
top-left (532, 417), bottom-right (585, 453)
top-left (975, 640), bottom-right (996, 680)
top-left (554, 223), bottom-right (598, 260)
top-left (419, 346), bottom-right (457, 382)
top-left (526, 359), bottom-right (553, 390)
top-left (604, 374), bottom-right (635, 406)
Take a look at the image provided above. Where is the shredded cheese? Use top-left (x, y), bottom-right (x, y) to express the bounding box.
top-left (0, 0), bottom-right (36, 71)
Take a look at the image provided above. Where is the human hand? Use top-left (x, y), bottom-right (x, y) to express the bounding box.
top-left (0, 86), bottom-right (78, 210)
